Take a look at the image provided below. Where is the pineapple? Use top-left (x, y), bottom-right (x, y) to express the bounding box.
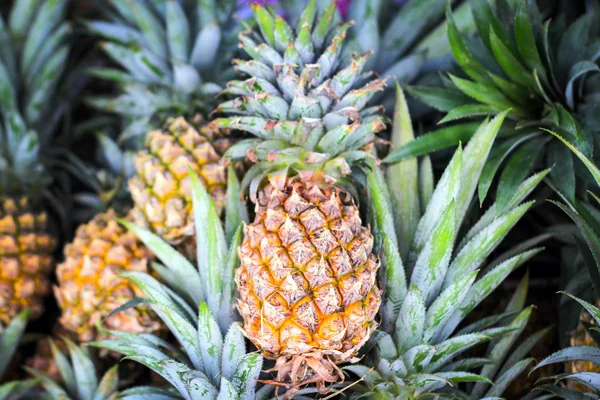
top-left (26, 340), bottom-right (121, 400)
top-left (55, 120), bottom-right (240, 344)
top-left (0, 0), bottom-right (75, 323)
top-left (0, 198), bottom-right (55, 325)
top-left (93, 169), bottom-right (267, 399)
top-left (127, 116), bottom-right (232, 245)
top-left (54, 209), bottom-right (163, 343)
top-left (86, 0), bottom-right (244, 245)
top-left (346, 87), bottom-right (549, 398)
top-left (212, 0), bottom-right (386, 395)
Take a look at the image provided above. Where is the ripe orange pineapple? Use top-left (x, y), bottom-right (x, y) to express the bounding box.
top-left (0, 198), bottom-right (55, 325)
top-left (236, 179), bottom-right (381, 389)
top-left (128, 116), bottom-right (232, 246)
top-left (54, 210), bottom-right (162, 343)
top-left (214, 0), bottom-right (386, 396)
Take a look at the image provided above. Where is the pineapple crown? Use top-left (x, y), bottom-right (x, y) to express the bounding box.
top-left (0, 0), bottom-right (73, 199)
top-left (406, 0), bottom-right (600, 198)
top-left (25, 339), bottom-right (121, 400)
top-left (91, 168), bottom-right (267, 398)
top-left (344, 0), bottom-right (446, 86)
top-left (353, 86), bottom-right (549, 398)
top-left (86, 0), bottom-right (242, 142)
top-left (212, 0), bottom-right (387, 200)
top-left (412, 0), bottom-right (600, 126)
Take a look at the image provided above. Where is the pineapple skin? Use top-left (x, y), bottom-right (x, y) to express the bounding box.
top-left (128, 116), bottom-right (231, 245)
top-left (0, 197), bottom-right (55, 325)
top-left (54, 210), bottom-right (162, 343)
top-left (236, 177), bottom-right (381, 389)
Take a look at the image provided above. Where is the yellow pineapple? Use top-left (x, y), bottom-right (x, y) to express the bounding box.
top-left (0, 198), bottom-right (55, 325)
top-left (128, 116), bottom-right (232, 246)
top-left (215, 1), bottom-right (386, 396)
top-left (236, 178), bottom-right (381, 393)
top-left (54, 210), bottom-right (162, 343)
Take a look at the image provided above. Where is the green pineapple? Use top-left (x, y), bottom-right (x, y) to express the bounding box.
top-left (347, 86), bottom-right (550, 398)
top-left (0, 0), bottom-right (77, 324)
top-left (91, 169), bottom-right (264, 399)
top-left (402, 0), bottom-right (600, 203)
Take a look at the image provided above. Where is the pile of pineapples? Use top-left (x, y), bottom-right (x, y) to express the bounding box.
top-left (1, 0), bottom-right (600, 399)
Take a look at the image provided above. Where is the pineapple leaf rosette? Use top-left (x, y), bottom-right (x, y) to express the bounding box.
top-left (85, 0), bottom-right (241, 140)
top-left (396, 0), bottom-right (600, 204)
top-left (24, 340), bottom-right (121, 400)
top-left (211, 0), bottom-right (387, 396)
top-left (347, 86), bottom-right (550, 399)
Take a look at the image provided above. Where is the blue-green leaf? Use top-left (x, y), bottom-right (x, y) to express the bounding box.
top-left (166, 0), bottom-right (190, 61)
top-left (395, 285), bottom-right (426, 354)
top-left (121, 220), bottom-right (203, 306)
top-left (221, 323), bottom-right (246, 382)
top-left (546, 129), bottom-right (600, 188)
top-left (387, 83), bottom-right (420, 260)
top-left (189, 168), bottom-right (227, 313)
top-left (225, 167), bottom-right (248, 247)
top-left (232, 353), bottom-right (262, 400)
top-left (495, 137), bottom-right (549, 214)
top-left (367, 168), bottom-right (406, 330)
top-left (197, 301), bottom-right (223, 386)
top-left (411, 202), bottom-right (456, 305)
top-left (383, 122), bottom-right (480, 163)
